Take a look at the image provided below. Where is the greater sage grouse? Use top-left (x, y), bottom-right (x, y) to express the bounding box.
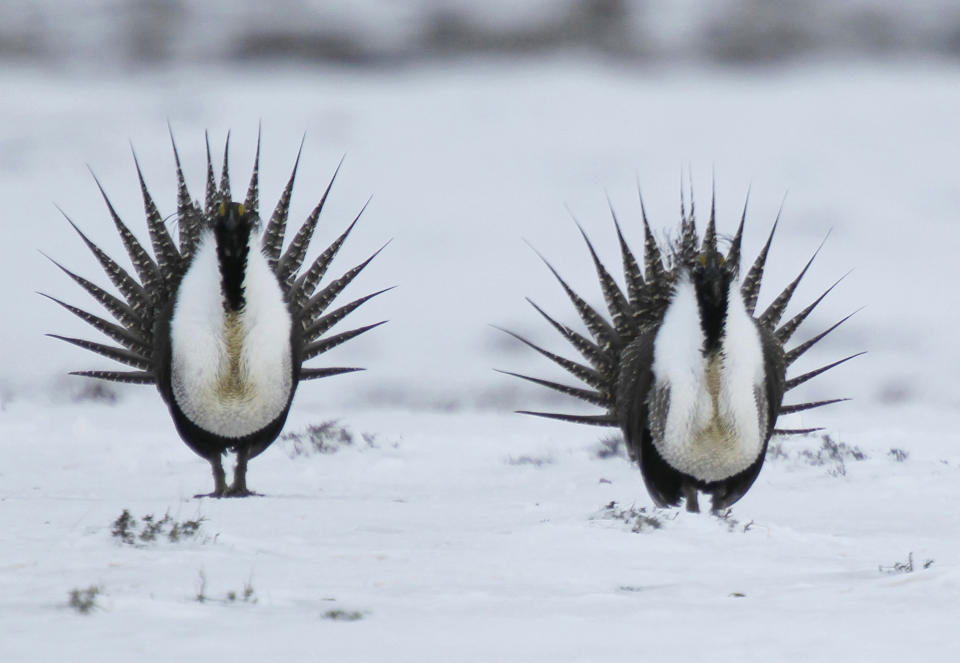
top-left (502, 191), bottom-right (858, 512)
top-left (46, 132), bottom-right (388, 496)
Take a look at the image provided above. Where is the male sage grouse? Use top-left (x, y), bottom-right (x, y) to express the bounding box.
top-left (45, 132), bottom-right (388, 496)
top-left (502, 189), bottom-right (858, 512)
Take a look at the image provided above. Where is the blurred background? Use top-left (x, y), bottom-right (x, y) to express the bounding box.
top-left (1, 1), bottom-right (958, 435)
top-left (4, 1), bottom-right (960, 68)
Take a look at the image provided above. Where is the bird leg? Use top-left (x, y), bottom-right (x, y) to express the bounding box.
top-left (710, 486), bottom-right (730, 514)
top-left (224, 446), bottom-right (257, 497)
top-left (194, 455), bottom-right (228, 498)
top-left (682, 482), bottom-right (700, 513)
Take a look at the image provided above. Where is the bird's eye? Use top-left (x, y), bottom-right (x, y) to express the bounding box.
top-left (218, 202), bottom-right (226, 217)
top-left (697, 254), bottom-right (707, 266)
top-left (238, 204), bottom-right (245, 217)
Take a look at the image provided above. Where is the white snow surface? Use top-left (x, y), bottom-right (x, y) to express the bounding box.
top-left (1, 59), bottom-right (959, 660)
top-left (171, 230), bottom-right (293, 438)
top-left (651, 275), bottom-right (766, 482)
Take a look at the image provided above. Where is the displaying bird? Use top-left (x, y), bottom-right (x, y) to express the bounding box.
top-left (45, 131), bottom-right (388, 497)
top-left (501, 188), bottom-right (859, 513)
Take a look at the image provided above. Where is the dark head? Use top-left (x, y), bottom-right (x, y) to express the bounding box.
top-left (689, 248), bottom-right (736, 354)
top-left (213, 201), bottom-right (253, 312)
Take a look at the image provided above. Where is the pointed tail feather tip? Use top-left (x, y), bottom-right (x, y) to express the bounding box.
top-left (515, 410), bottom-right (618, 427)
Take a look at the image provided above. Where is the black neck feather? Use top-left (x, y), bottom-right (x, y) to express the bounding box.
top-left (692, 266), bottom-right (730, 354)
top-left (214, 203), bottom-right (252, 312)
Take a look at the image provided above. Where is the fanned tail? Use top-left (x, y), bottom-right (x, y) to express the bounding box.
top-left (51, 132), bottom-right (388, 394)
top-left (506, 185), bottom-right (856, 443)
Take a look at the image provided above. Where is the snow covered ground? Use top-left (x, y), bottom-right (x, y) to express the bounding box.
top-left (1, 58), bottom-right (959, 660)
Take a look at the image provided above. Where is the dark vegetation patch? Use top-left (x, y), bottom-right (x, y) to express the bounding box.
top-left (72, 381), bottom-right (119, 403)
top-left (879, 552), bottom-right (934, 575)
top-left (768, 434), bottom-right (867, 476)
top-left (323, 609), bottom-right (365, 622)
top-left (195, 571), bottom-right (256, 605)
top-left (713, 508), bottom-right (755, 533)
top-left (111, 509), bottom-right (206, 545)
top-left (888, 448), bottom-right (909, 462)
top-left (506, 455), bottom-right (553, 467)
top-left (282, 420), bottom-right (378, 457)
top-left (595, 500), bottom-right (665, 532)
top-left (594, 435), bottom-right (625, 459)
top-left (67, 585), bottom-right (102, 614)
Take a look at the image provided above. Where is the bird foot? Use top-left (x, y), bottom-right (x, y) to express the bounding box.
top-left (194, 489), bottom-right (226, 499)
top-left (194, 488), bottom-right (261, 498)
top-left (222, 484), bottom-right (260, 498)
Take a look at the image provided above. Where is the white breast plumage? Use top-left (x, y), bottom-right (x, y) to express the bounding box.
top-left (650, 275), bottom-right (766, 482)
top-left (170, 231), bottom-right (293, 438)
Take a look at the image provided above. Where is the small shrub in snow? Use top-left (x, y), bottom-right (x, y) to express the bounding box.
top-left (111, 509), bottom-right (205, 545)
top-left (506, 455), bottom-right (553, 467)
top-left (71, 381), bottom-right (118, 404)
top-left (195, 570), bottom-right (209, 603)
top-left (714, 508), bottom-right (755, 533)
top-left (195, 571), bottom-right (257, 604)
top-left (323, 609), bottom-right (364, 621)
top-left (596, 501), bottom-right (664, 532)
top-left (68, 586), bottom-right (102, 614)
top-left (879, 552), bottom-right (934, 574)
top-left (888, 448), bottom-right (909, 462)
top-left (282, 420), bottom-right (377, 457)
top-left (769, 434), bottom-right (866, 475)
top-left (765, 438), bottom-right (789, 460)
top-left (595, 435), bottom-right (625, 459)
top-left (225, 582), bottom-right (257, 604)
top-left (800, 435), bottom-right (866, 477)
